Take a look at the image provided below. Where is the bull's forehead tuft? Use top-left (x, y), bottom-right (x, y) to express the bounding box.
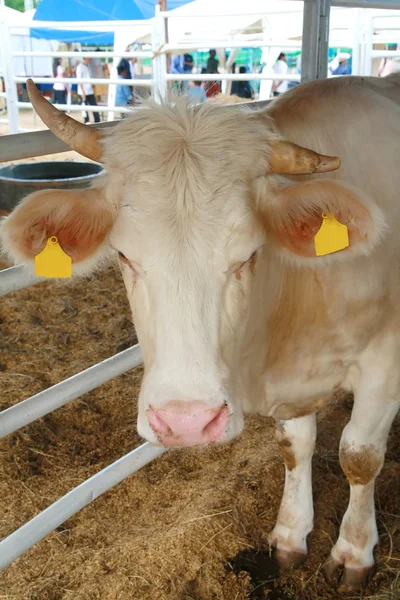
top-left (102, 100), bottom-right (270, 182)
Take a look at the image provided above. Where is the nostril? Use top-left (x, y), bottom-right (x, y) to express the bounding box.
top-left (204, 405), bottom-right (230, 439)
top-left (147, 408), bottom-right (170, 435)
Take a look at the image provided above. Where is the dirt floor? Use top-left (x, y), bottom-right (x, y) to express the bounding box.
top-left (0, 132), bottom-right (399, 600)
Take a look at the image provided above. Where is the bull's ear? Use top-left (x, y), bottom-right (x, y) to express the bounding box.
top-left (0, 187), bottom-right (115, 274)
top-left (256, 178), bottom-right (386, 263)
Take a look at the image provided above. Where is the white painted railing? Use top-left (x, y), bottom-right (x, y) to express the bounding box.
top-left (0, 442), bottom-right (166, 571)
top-left (17, 101), bottom-right (133, 114)
top-left (0, 345), bottom-right (143, 438)
top-left (0, 274), bottom-right (157, 571)
top-left (0, 265), bottom-right (44, 295)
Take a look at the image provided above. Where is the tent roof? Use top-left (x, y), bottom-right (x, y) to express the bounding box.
top-left (128, 1), bottom-right (400, 49)
top-left (31, 0), bottom-right (194, 44)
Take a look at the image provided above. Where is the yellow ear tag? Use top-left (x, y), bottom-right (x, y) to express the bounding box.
top-left (34, 236), bottom-right (72, 278)
top-left (314, 213), bottom-right (349, 257)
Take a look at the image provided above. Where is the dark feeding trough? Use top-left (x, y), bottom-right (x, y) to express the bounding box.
top-left (0, 161), bottom-right (104, 211)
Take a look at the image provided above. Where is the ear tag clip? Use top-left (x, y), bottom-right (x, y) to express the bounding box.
top-left (314, 213), bottom-right (349, 257)
top-left (35, 236), bottom-right (72, 278)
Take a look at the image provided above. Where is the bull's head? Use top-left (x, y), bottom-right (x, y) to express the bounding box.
top-left (0, 80), bottom-right (385, 448)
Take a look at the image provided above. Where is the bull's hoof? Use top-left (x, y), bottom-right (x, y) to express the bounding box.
top-left (323, 558), bottom-right (375, 592)
top-left (323, 558), bottom-right (342, 586)
top-left (274, 548), bottom-right (307, 571)
top-left (338, 565), bottom-right (376, 593)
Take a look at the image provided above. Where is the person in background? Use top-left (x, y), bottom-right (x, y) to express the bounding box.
top-left (170, 54), bottom-right (184, 91)
top-left (118, 47), bottom-right (137, 80)
top-left (182, 53), bottom-right (194, 91)
top-left (0, 77), bottom-right (5, 112)
top-left (76, 56), bottom-right (100, 124)
top-left (206, 49), bottom-right (219, 74)
top-left (201, 66), bottom-right (219, 98)
top-left (53, 57), bottom-right (67, 105)
top-left (236, 66), bottom-right (254, 99)
top-left (258, 62), bottom-right (274, 100)
top-left (89, 48), bottom-right (102, 101)
top-left (205, 50), bottom-right (220, 96)
top-left (183, 54), bottom-right (194, 74)
top-left (272, 52), bottom-right (288, 96)
top-left (186, 80), bottom-right (207, 104)
top-left (231, 62), bottom-right (238, 96)
top-left (70, 48), bottom-right (80, 76)
top-left (118, 48), bottom-right (138, 99)
top-left (89, 48), bottom-right (102, 79)
top-left (332, 54), bottom-right (350, 76)
top-left (116, 65), bottom-right (132, 116)
top-left (378, 44), bottom-right (397, 77)
top-left (171, 54), bottom-right (183, 74)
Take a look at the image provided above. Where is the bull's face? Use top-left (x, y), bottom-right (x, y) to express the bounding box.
top-left (5, 83), bottom-right (384, 448)
top-left (109, 167), bottom-right (265, 447)
top-left (104, 104), bottom-right (276, 447)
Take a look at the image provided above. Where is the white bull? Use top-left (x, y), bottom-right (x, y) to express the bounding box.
top-left (1, 75), bottom-right (400, 592)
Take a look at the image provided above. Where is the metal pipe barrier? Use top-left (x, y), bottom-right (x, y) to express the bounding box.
top-left (14, 76), bottom-right (153, 87)
top-left (12, 51), bottom-right (151, 59)
top-left (0, 344), bottom-right (143, 439)
top-left (0, 265), bottom-right (44, 296)
top-left (165, 73), bottom-right (301, 82)
top-left (17, 102), bottom-right (133, 114)
top-left (0, 121), bottom-right (117, 162)
top-left (0, 442), bottom-right (167, 571)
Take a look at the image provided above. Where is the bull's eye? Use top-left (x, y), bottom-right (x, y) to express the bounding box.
top-left (117, 250), bottom-right (138, 275)
top-left (231, 250), bottom-right (258, 281)
top-left (233, 250), bottom-right (258, 275)
top-left (118, 251), bottom-right (129, 265)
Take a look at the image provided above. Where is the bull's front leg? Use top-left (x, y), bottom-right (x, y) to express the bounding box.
top-left (268, 413), bottom-right (317, 569)
top-left (324, 380), bottom-right (399, 592)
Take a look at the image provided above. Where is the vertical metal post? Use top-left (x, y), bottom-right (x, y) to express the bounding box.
top-left (361, 11), bottom-right (374, 76)
top-left (317, 0), bottom-right (331, 79)
top-left (0, 9), bottom-right (19, 133)
top-left (152, 6), bottom-right (168, 101)
top-left (351, 8), bottom-right (362, 75)
top-left (301, 0), bottom-right (331, 83)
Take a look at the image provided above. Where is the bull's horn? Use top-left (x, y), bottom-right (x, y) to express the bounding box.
top-left (26, 78), bottom-right (103, 162)
top-left (268, 139), bottom-right (341, 174)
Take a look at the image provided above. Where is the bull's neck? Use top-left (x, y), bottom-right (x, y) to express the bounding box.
top-left (239, 250), bottom-right (328, 380)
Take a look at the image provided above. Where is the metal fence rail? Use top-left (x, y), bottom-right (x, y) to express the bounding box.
top-left (0, 121), bottom-right (117, 162)
top-left (14, 76), bottom-right (153, 87)
top-left (0, 344), bottom-right (143, 439)
top-left (12, 51), bottom-right (151, 59)
top-left (0, 442), bottom-right (166, 571)
top-left (0, 265), bottom-right (44, 296)
top-left (17, 101), bottom-right (134, 114)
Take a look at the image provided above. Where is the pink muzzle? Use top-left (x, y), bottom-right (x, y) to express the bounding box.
top-left (147, 400), bottom-right (229, 447)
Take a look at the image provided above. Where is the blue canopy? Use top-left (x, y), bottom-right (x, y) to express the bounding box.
top-left (31, 0), bottom-right (193, 44)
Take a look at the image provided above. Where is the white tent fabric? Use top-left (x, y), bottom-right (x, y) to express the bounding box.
top-left (121, 0), bottom-right (303, 47)
top-left (119, 1), bottom-right (399, 55)
top-left (0, 7), bottom-right (58, 77)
